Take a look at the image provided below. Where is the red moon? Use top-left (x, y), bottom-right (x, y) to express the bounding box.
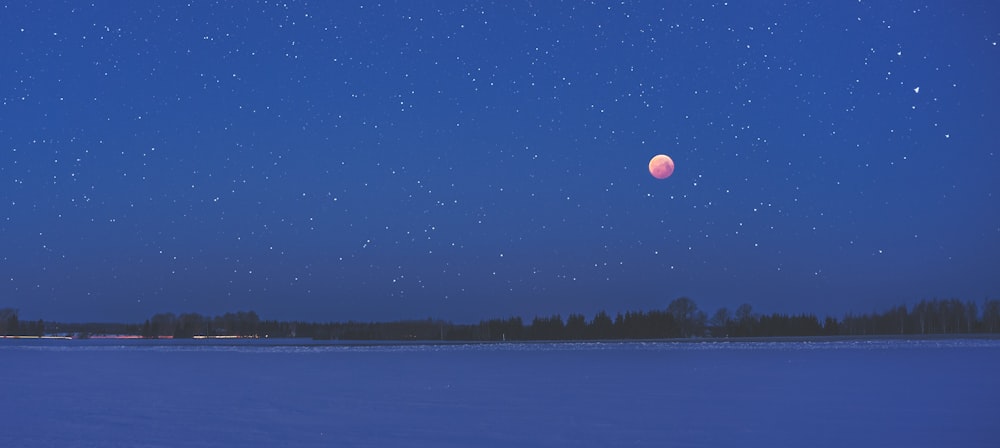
top-left (648, 154), bottom-right (675, 179)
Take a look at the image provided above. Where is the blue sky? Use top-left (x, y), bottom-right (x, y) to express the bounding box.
top-left (2, 1), bottom-right (998, 322)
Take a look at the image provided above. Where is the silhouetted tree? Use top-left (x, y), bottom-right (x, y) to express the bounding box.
top-left (22, 319), bottom-right (44, 337)
top-left (141, 320), bottom-right (155, 338)
top-left (984, 299), bottom-right (1000, 333)
top-left (0, 308), bottom-right (18, 336)
top-left (735, 303), bottom-right (757, 337)
top-left (589, 311), bottom-right (614, 339)
top-left (478, 317), bottom-right (523, 341)
top-left (667, 297), bottom-right (703, 337)
top-left (150, 313), bottom-right (177, 337)
top-left (529, 315), bottom-right (565, 340)
top-left (964, 300), bottom-right (978, 333)
top-left (823, 316), bottom-right (839, 335)
top-left (895, 305), bottom-right (910, 334)
top-left (173, 313), bottom-right (206, 338)
top-left (565, 314), bottom-right (587, 339)
top-left (710, 307), bottom-right (732, 337)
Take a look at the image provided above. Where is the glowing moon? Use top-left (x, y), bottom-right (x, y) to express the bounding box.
top-left (648, 154), bottom-right (675, 179)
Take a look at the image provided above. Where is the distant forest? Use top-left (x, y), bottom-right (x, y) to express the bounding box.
top-left (3, 297), bottom-right (1000, 340)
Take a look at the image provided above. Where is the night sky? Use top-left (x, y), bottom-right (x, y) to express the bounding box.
top-left (3, 1), bottom-right (998, 323)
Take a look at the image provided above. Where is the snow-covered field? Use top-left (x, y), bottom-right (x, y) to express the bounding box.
top-left (2, 338), bottom-right (997, 447)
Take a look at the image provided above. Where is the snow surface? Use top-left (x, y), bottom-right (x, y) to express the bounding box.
top-left (2, 338), bottom-right (998, 447)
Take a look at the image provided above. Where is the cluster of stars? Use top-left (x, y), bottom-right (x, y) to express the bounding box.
top-left (1, 1), bottom-right (996, 322)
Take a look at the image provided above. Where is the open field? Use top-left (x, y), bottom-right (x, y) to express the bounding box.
top-left (2, 338), bottom-right (998, 447)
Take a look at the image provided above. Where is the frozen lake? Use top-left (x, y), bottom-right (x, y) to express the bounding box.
top-left (2, 338), bottom-right (998, 447)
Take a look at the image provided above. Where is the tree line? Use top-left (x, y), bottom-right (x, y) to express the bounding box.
top-left (0, 308), bottom-right (44, 337)
top-left (449, 298), bottom-right (1000, 340)
top-left (3, 297), bottom-right (1000, 340)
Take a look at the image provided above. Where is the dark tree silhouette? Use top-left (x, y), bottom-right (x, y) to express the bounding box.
top-left (667, 297), bottom-right (704, 337)
top-left (984, 300), bottom-right (1000, 333)
top-left (12, 295), bottom-right (1000, 341)
top-left (710, 307), bottom-right (732, 337)
top-left (589, 311), bottom-right (614, 339)
top-left (1, 308), bottom-right (18, 336)
top-left (565, 314), bottom-right (586, 340)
